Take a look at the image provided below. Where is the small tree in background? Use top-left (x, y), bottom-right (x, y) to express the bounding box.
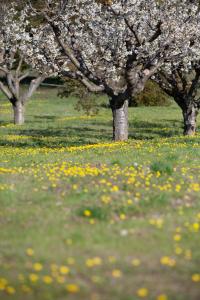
top-left (131, 80), bottom-right (171, 107)
top-left (58, 78), bottom-right (99, 116)
top-left (27, 0), bottom-right (200, 140)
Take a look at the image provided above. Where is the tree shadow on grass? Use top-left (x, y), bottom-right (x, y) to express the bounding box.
top-left (0, 121), bottom-right (8, 127)
top-left (129, 119), bottom-right (182, 139)
top-left (0, 118), bottom-right (197, 149)
top-left (33, 115), bottom-right (58, 121)
top-left (130, 119), bottom-right (182, 128)
top-left (0, 126), bottom-right (111, 148)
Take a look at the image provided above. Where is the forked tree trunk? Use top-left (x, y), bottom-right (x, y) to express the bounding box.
top-left (12, 101), bottom-right (25, 125)
top-left (111, 99), bottom-right (129, 141)
top-left (182, 104), bottom-right (198, 136)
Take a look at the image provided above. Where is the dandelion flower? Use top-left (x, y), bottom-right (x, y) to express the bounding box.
top-left (43, 276), bottom-right (53, 284)
top-left (84, 210), bottom-right (92, 217)
top-left (66, 283), bottom-right (80, 293)
top-left (33, 263), bottom-right (43, 272)
top-left (29, 273), bottom-right (39, 283)
top-left (60, 266), bottom-right (70, 275)
top-left (137, 288), bottom-right (149, 298)
top-left (157, 294), bottom-right (168, 300)
top-left (192, 274), bottom-right (200, 282)
top-left (26, 248), bottom-right (34, 256)
top-left (112, 269), bottom-right (122, 278)
top-left (6, 286), bottom-right (15, 295)
top-left (131, 259), bottom-right (141, 267)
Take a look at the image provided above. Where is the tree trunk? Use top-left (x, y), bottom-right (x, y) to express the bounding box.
top-left (182, 104), bottom-right (198, 136)
top-left (111, 99), bottom-right (129, 141)
top-left (12, 101), bottom-right (25, 125)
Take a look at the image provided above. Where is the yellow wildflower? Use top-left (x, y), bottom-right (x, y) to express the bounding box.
top-left (111, 185), bottom-right (119, 192)
top-left (66, 283), bottom-right (80, 293)
top-left (192, 274), bottom-right (200, 282)
top-left (127, 199), bottom-right (133, 205)
top-left (120, 213), bottom-right (126, 220)
top-left (29, 273), bottom-right (39, 283)
top-left (160, 256), bottom-right (176, 267)
top-left (43, 276), bottom-right (53, 284)
top-left (131, 259), bottom-right (141, 267)
top-left (137, 288), bottom-right (149, 298)
top-left (0, 278), bottom-right (8, 290)
top-left (175, 246), bottom-right (183, 255)
top-left (84, 210), bottom-right (92, 217)
top-left (111, 269), bottom-right (122, 278)
top-left (6, 286), bottom-right (16, 294)
top-left (33, 263), bottom-right (43, 272)
top-left (26, 248), bottom-right (34, 256)
top-left (86, 259), bottom-right (95, 267)
top-left (192, 223), bottom-right (199, 232)
top-left (60, 266), bottom-right (70, 275)
top-left (173, 234), bottom-right (181, 242)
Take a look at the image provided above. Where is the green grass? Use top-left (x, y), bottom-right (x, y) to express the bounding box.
top-left (0, 88), bottom-right (200, 300)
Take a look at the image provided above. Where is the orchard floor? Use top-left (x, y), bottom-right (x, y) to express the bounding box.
top-left (0, 88), bottom-right (200, 300)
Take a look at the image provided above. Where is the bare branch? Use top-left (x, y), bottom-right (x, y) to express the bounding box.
top-left (19, 71), bottom-right (31, 82)
top-left (188, 68), bottom-right (200, 98)
top-left (61, 70), bottom-right (104, 92)
top-left (0, 80), bottom-right (13, 100)
top-left (6, 73), bottom-right (18, 98)
top-left (124, 18), bottom-right (142, 46)
top-left (22, 75), bottom-right (46, 102)
top-left (16, 57), bottom-right (23, 77)
top-left (0, 67), bottom-right (9, 75)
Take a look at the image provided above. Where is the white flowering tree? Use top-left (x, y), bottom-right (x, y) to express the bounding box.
top-left (0, 4), bottom-right (46, 125)
top-left (28, 0), bottom-right (200, 140)
top-left (154, 61), bottom-right (200, 136)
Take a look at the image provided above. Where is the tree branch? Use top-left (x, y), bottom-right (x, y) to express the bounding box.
top-left (148, 21), bottom-right (162, 43)
top-left (177, 68), bottom-right (188, 91)
top-left (6, 73), bottom-right (18, 98)
top-left (16, 57), bottom-right (23, 77)
top-left (0, 66), bottom-right (9, 75)
top-left (19, 71), bottom-right (31, 82)
top-left (22, 75), bottom-right (46, 102)
top-left (42, 14), bottom-right (106, 90)
top-left (188, 67), bottom-right (200, 98)
top-left (124, 18), bottom-right (142, 46)
top-left (61, 70), bottom-right (104, 93)
top-left (155, 73), bottom-right (174, 97)
top-left (0, 80), bottom-right (13, 100)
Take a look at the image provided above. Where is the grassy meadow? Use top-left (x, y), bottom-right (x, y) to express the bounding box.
top-left (0, 88), bottom-right (200, 300)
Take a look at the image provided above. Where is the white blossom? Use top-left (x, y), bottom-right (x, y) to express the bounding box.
top-left (26, 0), bottom-right (200, 97)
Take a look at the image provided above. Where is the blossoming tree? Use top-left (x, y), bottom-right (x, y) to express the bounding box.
top-left (28, 0), bottom-right (200, 140)
top-left (0, 4), bottom-right (46, 125)
top-left (154, 62), bottom-right (200, 136)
